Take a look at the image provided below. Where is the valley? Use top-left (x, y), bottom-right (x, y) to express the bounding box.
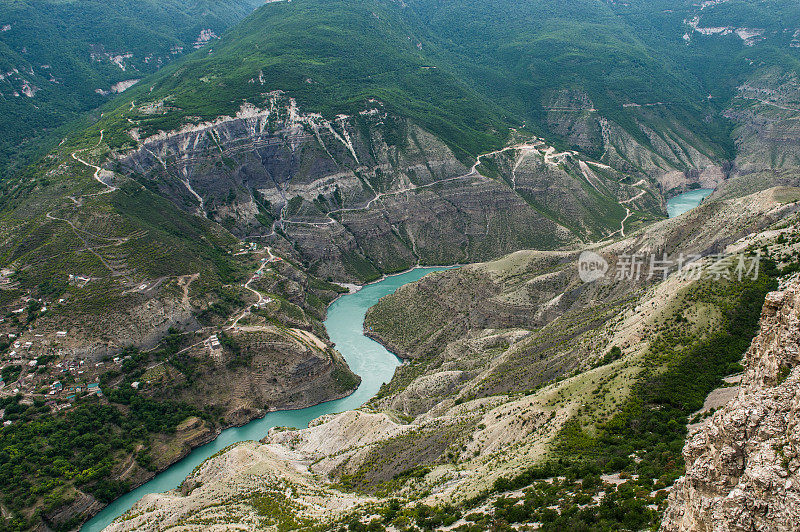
top-left (1, 0), bottom-right (800, 530)
top-left (98, 185), bottom-right (800, 531)
top-left (82, 266), bottom-right (450, 531)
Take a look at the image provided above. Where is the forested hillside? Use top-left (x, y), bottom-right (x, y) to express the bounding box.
top-left (0, 0), bottom-right (263, 174)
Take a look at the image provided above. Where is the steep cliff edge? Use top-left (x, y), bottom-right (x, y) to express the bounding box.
top-left (662, 279), bottom-right (800, 531)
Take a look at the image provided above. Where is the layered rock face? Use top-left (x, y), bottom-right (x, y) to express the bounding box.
top-left (662, 279), bottom-right (800, 531)
top-left (726, 70), bottom-right (800, 175)
top-left (115, 96), bottom-right (670, 281)
top-left (718, 69), bottom-right (800, 200)
top-left (543, 88), bottom-right (726, 194)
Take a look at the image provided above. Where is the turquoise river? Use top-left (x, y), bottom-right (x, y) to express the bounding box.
top-left (666, 188), bottom-right (714, 218)
top-left (81, 188), bottom-right (709, 530)
top-left (82, 266), bottom-right (452, 531)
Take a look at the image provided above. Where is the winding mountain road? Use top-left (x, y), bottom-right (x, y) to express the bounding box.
top-left (71, 130), bottom-right (117, 192)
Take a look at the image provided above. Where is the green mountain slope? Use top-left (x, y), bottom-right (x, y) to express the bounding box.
top-left (48, 0), bottom-right (756, 283)
top-left (91, 0), bottom-right (740, 161)
top-left (404, 0), bottom-right (723, 146)
top-left (609, 0), bottom-right (800, 92)
top-left (93, 0), bottom-right (513, 159)
top-left (0, 0), bottom-right (263, 175)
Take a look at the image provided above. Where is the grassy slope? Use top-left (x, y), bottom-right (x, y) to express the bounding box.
top-left (0, 0), bottom-right (264, 175)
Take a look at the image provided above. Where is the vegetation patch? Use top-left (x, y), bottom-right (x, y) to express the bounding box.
top-left (488, 260), bottom-right (778, 530)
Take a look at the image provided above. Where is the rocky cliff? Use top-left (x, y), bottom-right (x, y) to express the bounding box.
top-left (544, 88), bottom-right (726, 194)
top-left (158, 326), bottom-right (360, 427)
top-left (114, 96), bottom-right (674, 281)
top-left (662, 278), bottom-right (800, 531)
top-left (715, 69), bottom-right (800, 201)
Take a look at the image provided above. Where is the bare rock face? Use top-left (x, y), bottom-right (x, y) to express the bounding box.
top-left (662, 280), bottom-right (800, 531)
top-left (726, 70), bottom-right (800, 176)
top-left (115, 96), bottom-right (676, 281)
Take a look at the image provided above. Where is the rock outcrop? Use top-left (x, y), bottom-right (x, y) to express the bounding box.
top-left (662, 279), bottom-right (800, 531)
top-left (162, 326), bottom-right (361, 426)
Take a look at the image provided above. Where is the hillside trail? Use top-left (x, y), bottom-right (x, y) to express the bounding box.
top-left (71, 130), bottom-right (117, 193)
top-left (605, 179), bottom-right (649, 239)
top-left (269, 138), bottom-right (649, 242)
top-left (274, 140), bottom-right (559, 230)
top-left (229, 247), bottom-right (275, 329)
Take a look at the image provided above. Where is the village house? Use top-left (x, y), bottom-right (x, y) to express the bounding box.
top-left (208, 334), bottom-right (222, 352)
